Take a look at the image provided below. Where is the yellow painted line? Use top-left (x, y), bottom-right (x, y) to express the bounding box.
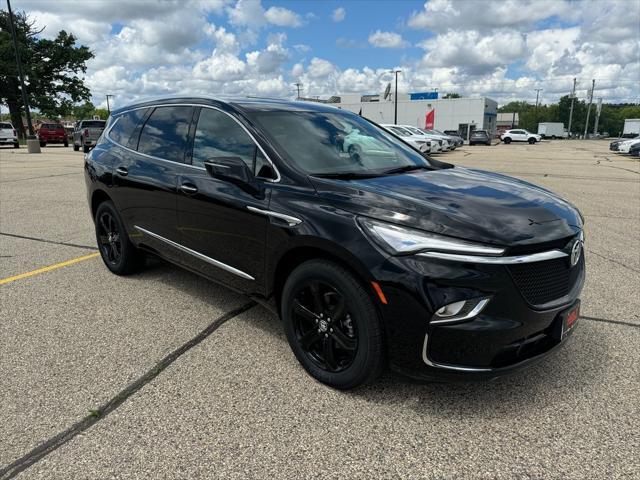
top-left (0, 252), bottom-right (100, 285)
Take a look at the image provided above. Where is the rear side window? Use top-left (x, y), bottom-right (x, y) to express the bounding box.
top-left (108, 108), bottom-right (149, 148)
top-left (0, 123), bottom-right (12, 129)
top-left (138, 106), bottom-right (193, 163)
top-left (192, 108), bottom-right (258, 171)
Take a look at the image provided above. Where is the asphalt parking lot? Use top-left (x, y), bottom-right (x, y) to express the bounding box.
top-left (1, 140), bottom-right (639, 479)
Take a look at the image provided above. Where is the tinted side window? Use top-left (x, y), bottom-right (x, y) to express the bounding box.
top-left (192, 108), bottom-right (257, 171)
top-left (138, 106), bottom-right (193, 162)
top-left (109, 108), bottom-right (149, 148)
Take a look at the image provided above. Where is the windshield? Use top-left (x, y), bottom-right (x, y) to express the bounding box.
top-left (404, 126), bottom-right (425, 136)
top-left (249, 110), bottom-right (431, 176)
top-left (0, 123), bottom-right (12, 129)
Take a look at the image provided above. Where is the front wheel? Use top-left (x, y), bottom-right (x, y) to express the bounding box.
top-left (281, 260), bottom-right (385, 389)
top-left (503, 137), bottom-right (512, 144)
top-left (95, 201), bottom-right (145, 275)
top-left (64, 141), bottom-right (69, 147)
top-left (83, 145), bottom-right (91, 153)
top-left (528, 137), bottom-right (536, 144)
top-left (73, 144), bottom-right (80, 151)
top-left (13, 142), bottom-right (19, 149)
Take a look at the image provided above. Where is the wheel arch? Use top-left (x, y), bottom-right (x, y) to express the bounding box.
top-left (91, 189), bottom-right (112, 220)
top-left (270, 240), bottom-right (375, 317)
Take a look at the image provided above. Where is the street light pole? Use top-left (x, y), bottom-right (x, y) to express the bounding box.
top-left (106, 94), bottom-right (114, 114)
top-left (534, 88), bottom-right (543, 126)
top-left (7, 0), bottom-right (36, 141)
top-left (391, 69), bottom-right (401, 124)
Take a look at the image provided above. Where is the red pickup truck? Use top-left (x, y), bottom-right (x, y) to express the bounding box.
top-left (36, 122), bottom-right (68, 147)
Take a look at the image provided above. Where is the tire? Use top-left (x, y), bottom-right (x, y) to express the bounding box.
top-left (486, 141), bottom-right (491, 146)
top-left (528, 137), bottom-right (536, 144)
top-left (503, 137), bottom-right (512, 144)
top-left (281, 259), bottom-right (385, 389)
top-left (83, 145), bottom-right (90, 153)
top-left (94, 201), bottom-right (145, 275)
top-left (13, 142), bottom-right (19, 149)
top-left (40, 142), bottom-right (46, 147)
top-left (551, 135), bottom-right (556, 140)
top-left (64, 141), bottom-right (69, 147)
top-left (73, 144), bottom-right (79, 151)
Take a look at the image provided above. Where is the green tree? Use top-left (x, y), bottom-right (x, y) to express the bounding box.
top-left (0, 9), bottom-right (94, 137)
top-left (443, 93), bottom-right (461, 99)
top-left (72, 101), bottom-right (96, 119)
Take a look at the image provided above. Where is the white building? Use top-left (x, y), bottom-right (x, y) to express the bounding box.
top-left (308, 92), bottom-right (498, 139)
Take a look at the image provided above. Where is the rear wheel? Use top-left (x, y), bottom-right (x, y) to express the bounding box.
top-left (13, 142), bottom-right (19, 149)
top-left (64, 140), bottom-right (69, 147)
top-left (503, 137), bottom-right (512, 144)
top-left (83, 145), bottom-right (90, 153)
top-left (40, 141), bottom-right (46, 147)
top-left (95, 201), bottom-right (145, 275)
top-left (281, 260), bottom-right (385, 389)
top-left (528, 137), bottom-right (536, 144)
top-left (73, 144), bottom-right (79, 151)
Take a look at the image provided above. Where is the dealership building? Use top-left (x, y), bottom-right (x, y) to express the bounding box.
top-left (301, 92), bottom-right (498, 139)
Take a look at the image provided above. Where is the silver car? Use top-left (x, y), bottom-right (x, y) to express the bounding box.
top-left (73, 119), bottom-right (107, 153)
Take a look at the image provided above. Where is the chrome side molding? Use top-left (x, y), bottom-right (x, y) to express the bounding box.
top-left (418, 249), bottom-right (567, 264)
top-left (134, 225), bottom-right (255, 281)
top-left (246, 206), bottom-right (302, 226)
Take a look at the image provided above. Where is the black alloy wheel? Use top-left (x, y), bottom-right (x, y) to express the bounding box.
top-left (282, 260), bottom-right (385, 389)
top-left (97, 210), bottom-right (122, 267)
top-left (503, 137), bottom-right (512, 144)
top-left (94, 201), bottom-right (144, 275)
top-left (528, 137), bottom-right (536, 144)
top-left (291, 280), bottom-right (358, 373)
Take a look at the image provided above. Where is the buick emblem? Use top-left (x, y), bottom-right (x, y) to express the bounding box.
top-left (570, 240), bottom-right (582, 267)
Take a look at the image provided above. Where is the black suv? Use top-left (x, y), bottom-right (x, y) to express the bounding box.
top-left (85, 96), bottom-right (585, 389)
top-left (469, 130), bottom-right (492, 145)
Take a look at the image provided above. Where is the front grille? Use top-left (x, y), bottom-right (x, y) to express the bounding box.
top-left (508, 257), bottom-right (571, 306)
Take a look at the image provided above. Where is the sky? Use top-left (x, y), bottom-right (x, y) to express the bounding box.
top-left (13, 0), bottom-right (640, 110)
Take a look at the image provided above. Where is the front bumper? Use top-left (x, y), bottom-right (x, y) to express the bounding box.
top-left (372, 236), bottom-right (585, 381)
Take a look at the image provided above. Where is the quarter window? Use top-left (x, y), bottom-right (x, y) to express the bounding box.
top-left (109, 108), bottom-right (149, 148)
top-left (192, 108), bottom-right (268, 176)
top-left (138, 106), bottom-right (193, 163)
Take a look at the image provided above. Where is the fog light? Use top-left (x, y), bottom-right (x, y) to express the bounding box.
top-left (435, 300), bottom-right (466, 318)
top-left (431, 297), bottom-right (490, 324)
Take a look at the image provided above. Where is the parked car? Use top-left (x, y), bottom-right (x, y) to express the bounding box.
top-left (431, 129), bottom-right (463, 147)
top-left (36, 122), bottom-right (68, 147)
top-left (469, 130), bottom-right (492, 146)
top-left (380, 124), bottom-right (433, 153)
top-left (443, 130), bottom-right (465, 146)
top-left (628, 142), bottom-right (640, 157)
top-left (397, 125), bottom-right (454, 151)
top-left (617, 138), bottom-right (640, 154)
top-left (422, 128), bottom-right (461, 149)
top-left (501, 129), bottom-right (541, 144)
top-left (415, 128), bottom-right (453, 151)
top-left (74, 119), bottom-right (107, 153)
top-left (0, 121), bottom-right (19, 148)
top-left (86, 97), bottom-right (585, 389)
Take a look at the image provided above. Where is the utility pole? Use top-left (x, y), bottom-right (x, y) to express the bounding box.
top-left (593, 97), bottom-right (602, 136)
top-left (534, 88), bottom-right (543, 126)
top-left (583, 79), bottom-right (595, 138)
top-left (293, 83), bottom-right (303, 99)
top-left (391, 69), bottom-right (401, 124)
top-left (105, 94), bottom-right (114, 114)
top-left (7, 0), bottom-right (38, 151)
top-left (568, 77), bottom-right (577, 138)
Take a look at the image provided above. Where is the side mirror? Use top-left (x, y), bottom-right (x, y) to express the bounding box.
top-left (204, 156), bottom-right (253, 184)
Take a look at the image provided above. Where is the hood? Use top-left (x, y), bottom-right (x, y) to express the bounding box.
top-left (310, 167), bottom-right (582, 247)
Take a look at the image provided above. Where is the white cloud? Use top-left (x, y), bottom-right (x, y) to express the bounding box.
top-left (265, 6), bottom-right (303, 27)
top-left (408, 0), bottom-right (572, 31)
top-left (307, 58), bottom-right (336, 78)
top-left (368, 30), bottom-right (409, 49)
top-left (331, 7), bottom-right (346, 22)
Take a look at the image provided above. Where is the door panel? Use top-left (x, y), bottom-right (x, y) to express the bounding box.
top-left (177, 171), bottom-right (270, 292)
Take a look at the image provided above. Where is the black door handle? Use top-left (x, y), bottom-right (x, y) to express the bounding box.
top-left (180, 183), bottom-right (198, 194)
top-left (116, 167), bottom-right (128, 176)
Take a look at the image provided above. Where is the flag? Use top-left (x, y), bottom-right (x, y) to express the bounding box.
top-left (425, 109), bottom-right (435, 129)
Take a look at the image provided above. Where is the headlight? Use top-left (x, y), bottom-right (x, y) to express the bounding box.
top-left (358, 218), bottom-right (505, 256)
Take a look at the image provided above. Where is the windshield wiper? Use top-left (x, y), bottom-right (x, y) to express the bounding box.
top-left (382, 164), bottom-right (431, 175)
top-left (312, 172), bottom-right (385, 179)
